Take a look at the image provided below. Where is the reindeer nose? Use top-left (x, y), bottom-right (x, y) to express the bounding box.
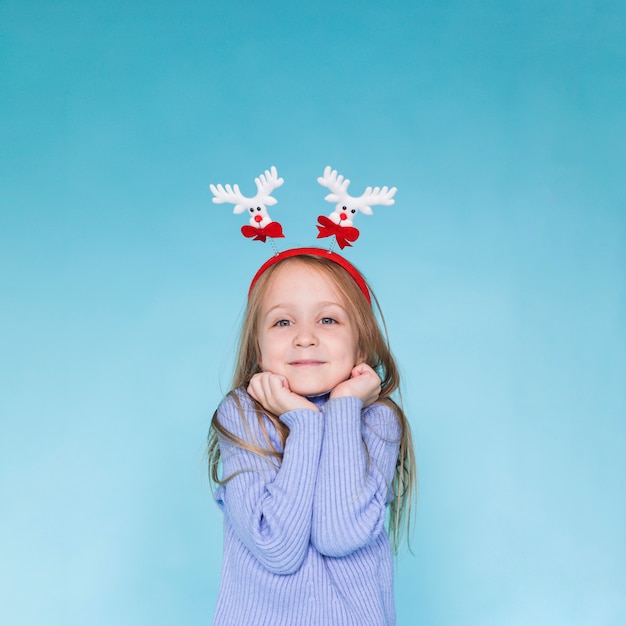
top-left (254, 214), bottom-right (263, 223)
top-left (340, 212), bottom-right (347, 221)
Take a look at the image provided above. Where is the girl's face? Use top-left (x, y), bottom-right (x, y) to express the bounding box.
top-left (257, 261), bottom-right (361, 397)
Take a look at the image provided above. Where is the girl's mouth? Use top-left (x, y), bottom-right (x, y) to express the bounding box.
top-left (289, 360), bottom-right (325, 366)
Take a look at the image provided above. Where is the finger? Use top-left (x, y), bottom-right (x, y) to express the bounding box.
top-left (249, 372), bottom-right (273, 405)
top-left (259, 372), bottom-right (287, 404)
top-left (247, 375), bottom-right (266, 404)
top-left (247, 373), bottom-right (260, 396)
top-left (349, 364), bottom-right (364, 378)
top-left (351, 362), bottom-right (376, 379)
top-left (268, 374), bottom-right (287, 397)
top-left (247, 381), bottom-right (262, 404)
top-left (259, 372), bottom-right (275, 402)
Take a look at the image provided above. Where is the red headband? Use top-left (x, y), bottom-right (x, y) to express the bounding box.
top-left (248, 247), bottom-right (372, 305)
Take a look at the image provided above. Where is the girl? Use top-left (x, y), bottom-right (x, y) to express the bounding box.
top-left (207, 249), bottom-right (415, 626)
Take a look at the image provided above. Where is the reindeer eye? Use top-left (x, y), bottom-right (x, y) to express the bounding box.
top-left (351, 209), bottom-right (356, 214)
top-left (342, 206), bottom-right (347, 210)
top-left (249, 208), bottom-right (254, 213)
top-left (256, 207), bottom-right (262, 211)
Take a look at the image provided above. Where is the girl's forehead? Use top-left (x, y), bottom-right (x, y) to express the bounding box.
top-left (262, 260), bottom-right (347, 306)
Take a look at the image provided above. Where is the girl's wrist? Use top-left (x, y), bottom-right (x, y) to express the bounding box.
top-left (329, 390), bottom-right (361, 402)
top-left (283, 399), bottom-right (320, 414)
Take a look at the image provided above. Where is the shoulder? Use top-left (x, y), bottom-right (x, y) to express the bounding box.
top-left (216, 387), bottom-right (255, 417)
top-left (362, 400), bottom-right (402, 442)
top-left (215, 388), bottom-right (259, 435)
top-left (215, 388), bottom-right (281, 449)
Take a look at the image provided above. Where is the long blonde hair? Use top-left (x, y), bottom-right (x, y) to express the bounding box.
top-left (207, 254), bottom-right (416, 552)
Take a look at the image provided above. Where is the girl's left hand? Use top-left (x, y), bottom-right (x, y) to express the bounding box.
top-left (330, 363), bottom-right (381, 407)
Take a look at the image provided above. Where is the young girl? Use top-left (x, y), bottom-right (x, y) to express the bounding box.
top-left (207, 249), bottom-right (415, 626)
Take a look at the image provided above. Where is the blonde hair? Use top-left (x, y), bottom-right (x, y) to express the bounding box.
top-left (207, 254), bottom-right (416, 552)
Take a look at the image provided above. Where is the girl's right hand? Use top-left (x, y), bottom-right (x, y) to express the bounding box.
top-left (248, 372), bottom-right (319, 416)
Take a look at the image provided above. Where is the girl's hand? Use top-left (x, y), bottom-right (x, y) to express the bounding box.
top-left (330, 363), bottom-right (381, 407)
top-left (248, 372), bottom-right (319, 416)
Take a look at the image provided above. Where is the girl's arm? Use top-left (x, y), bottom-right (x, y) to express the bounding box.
top-left (215, 390), bottom-right (324, 575)
top-left (311, 397), bottom-right (401, 557)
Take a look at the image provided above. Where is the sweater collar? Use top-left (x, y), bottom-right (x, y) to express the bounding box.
top-left (306, 391), bottom-right (331, 409)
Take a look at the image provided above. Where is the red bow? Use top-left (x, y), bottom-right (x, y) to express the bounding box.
top-left (316, 215), bottom-right (360, 249)
top-left (241, 221), bottom-right (285, 242)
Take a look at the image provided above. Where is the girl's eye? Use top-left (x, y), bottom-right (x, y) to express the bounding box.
top-left (275, 319), bottom-right (291, 327)
top-left (319, 317), bottom-right (336, 325)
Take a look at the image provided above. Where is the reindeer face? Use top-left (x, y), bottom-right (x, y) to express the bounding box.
top-left (329, 203), bottom-right (359, 226)
top-left (248, 205), bottom-right (272, 228)
top-left (211, 166), bottom-right (284, 231)
top-left (318, 166), bottom-right (396, 227)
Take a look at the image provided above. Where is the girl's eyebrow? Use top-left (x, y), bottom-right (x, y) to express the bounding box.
top-left (263, 300), bottom-right (347, 315)
top-left (264, 302), bottom-right (292, 312)
top-left (316, 300), bottom-right (347, 310)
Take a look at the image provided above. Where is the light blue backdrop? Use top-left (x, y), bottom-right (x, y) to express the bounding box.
top-left (1, 1), bottom-right (624, 624)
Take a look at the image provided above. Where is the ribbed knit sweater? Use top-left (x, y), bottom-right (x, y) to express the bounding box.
top-left (211, 388), bottom-right (401, 626)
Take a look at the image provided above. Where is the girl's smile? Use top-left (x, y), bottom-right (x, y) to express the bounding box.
top-left (288, 360), bottom-right (325, 365)
top-left (257, 261), bottom-right (360, 397)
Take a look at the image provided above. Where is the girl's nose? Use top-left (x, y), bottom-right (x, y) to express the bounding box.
top-left (294, 325), bottom-right (318, 347)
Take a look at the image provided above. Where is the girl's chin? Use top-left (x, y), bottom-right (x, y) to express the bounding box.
top-left (286, 377), bottom-right (333, 398)
top-left (289, 385), bottom-right (330, 397)
top-left (282, 368), bottom-right (354, 398)
top-left (287, 377), bottom-right (350, 398)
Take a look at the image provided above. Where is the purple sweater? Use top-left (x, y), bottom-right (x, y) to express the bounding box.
top-left (211, 389), bottom-right (401, 626)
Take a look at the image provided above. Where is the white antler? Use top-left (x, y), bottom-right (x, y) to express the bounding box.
top-left (318, 165), bottom-right (396, 225)
top-left (210, 166), bottom-right (284, 214)
top-left (210, 166), bottom-right (284, 228)
top-left (356, 185), bottom-right (397, 214)
top-left (317, 166), bottom-right (351, 204)
top-left (209, 183), bottom-right (249, 214)
top-left (254, 166), bottom-right (284, 207)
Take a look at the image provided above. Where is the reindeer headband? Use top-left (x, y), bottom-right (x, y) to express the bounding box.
top-left (210, 166), bottom-right (396, 304)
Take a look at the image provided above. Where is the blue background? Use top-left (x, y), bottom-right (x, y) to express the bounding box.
top-left (1, 1), bottom-right (624, 624)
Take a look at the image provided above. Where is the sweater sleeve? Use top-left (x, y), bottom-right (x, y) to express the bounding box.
top-left (311, 397), bottom-right (401, 557)
top-left (214, 391), bottom-right (324, 575)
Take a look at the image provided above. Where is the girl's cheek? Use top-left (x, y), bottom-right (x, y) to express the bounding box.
top-left (355, 348), bottom-right (366, 364)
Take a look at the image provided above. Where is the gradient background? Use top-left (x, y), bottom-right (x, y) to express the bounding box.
top-left (1, 1), bottom-right (625, 624)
